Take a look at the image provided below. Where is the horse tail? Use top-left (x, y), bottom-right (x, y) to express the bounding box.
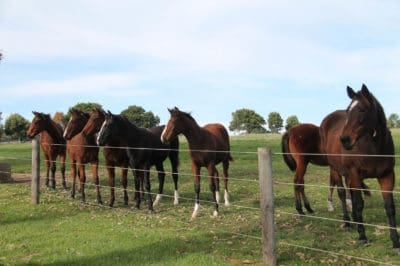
top-left (228, 154), bottom-right (234, 162)
top-left (361, 181), bottom-right (372, 197)
top-left (281, 131), bottom-right (296, 172)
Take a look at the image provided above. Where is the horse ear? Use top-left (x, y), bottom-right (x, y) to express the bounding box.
top-left (361, 84), bottom-right (373, 104)
top-left (346, 86), bottom-right (356, 99)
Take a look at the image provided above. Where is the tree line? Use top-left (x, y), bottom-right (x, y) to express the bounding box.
top-left (1, 104), bottom-right (400, 141)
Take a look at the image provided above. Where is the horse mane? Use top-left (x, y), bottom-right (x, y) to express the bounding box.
top-left (170, 107), bottom-right (197, 124)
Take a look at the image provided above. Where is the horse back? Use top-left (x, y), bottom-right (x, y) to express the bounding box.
top-left (203, 123), bottom-right (232, 163)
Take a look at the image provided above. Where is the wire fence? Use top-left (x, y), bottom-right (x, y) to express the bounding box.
top-left (2, 140), bottom-right (400, 265)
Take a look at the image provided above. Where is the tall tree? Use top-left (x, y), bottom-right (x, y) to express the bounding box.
top-left (229, 108), bottom-right (266, 134)
top-left (267, 112), bottom-right (283, 133)
top-left (4, 113), bottom-right (30, 141)
top-left (387, 113), bottom-right (400, 128)
top-left (120, 105), bottom-right (160, 128)
top-left (285, 115), bottom-right (300, 130)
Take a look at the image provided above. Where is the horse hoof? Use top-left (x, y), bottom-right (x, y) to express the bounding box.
top-left (148, 210), bottom-right (154, 215)
top-left (213, 211), bottom-right (219, 218)
top-left (342, 225), bottom-right (351, 232)
top-left (359, 239), bottom-right (369, 246)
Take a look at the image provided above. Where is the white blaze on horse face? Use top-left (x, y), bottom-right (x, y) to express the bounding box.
top-left (161, 122), bottom-right (170, 143)
top-left (97, 120), bottom-right (107, 145)
top-left (349, 100), bottom-right (359, 112)
top-left (63, 118), bottom-right (72, 138)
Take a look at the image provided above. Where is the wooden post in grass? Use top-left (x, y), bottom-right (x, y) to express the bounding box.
top-left (31, 136), bottom-right (40, 204)
top-left (258, 147), bottom-right (276, 266)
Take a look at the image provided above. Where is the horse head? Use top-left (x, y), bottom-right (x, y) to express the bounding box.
top-left (82, 107), bottom-right (106, 138)
top-left (97, 111), bottom-right (126, 146)
top-left (63, 108), bottom-right (89, 140)
top-left (161, 107), bottom-right (193, 144)
top-left (27, 111), bottom-right (51, 138)
top-left (340, 84), bottom-right (385, 150)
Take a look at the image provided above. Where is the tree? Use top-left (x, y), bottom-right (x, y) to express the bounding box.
top-left (120, 105), bottom-right (160, 128)
top-left (53, 112), bottom-right (66, 127)
top-left (285, 115), bottom-right (300, 130)
top-left (387, 113), bottom-right (400, 128)
top-left (267, 112), bottom-right (283, 133)
top-left (4, 113), bottom-right (30, 141)
top-left (229, 108), bottom-right (266, 134)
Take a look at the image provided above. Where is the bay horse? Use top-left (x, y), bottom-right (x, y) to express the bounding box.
top-left (320, 84), bottom-right (399, 248)
top-left (161, 107), bottom-right (233, 219)
top-left (96, 112), bottom-right (180, 213)
top-left (282, 123), bottom-right (371, 216)
top-left (27, 111), bottom-right (67, 189)
top-left (64, 108), bottom-right (102, 205)
top-left (81, 107), bottom-right (130, 207)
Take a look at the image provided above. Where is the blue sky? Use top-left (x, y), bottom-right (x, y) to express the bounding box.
top-left (1, 1), bottom-right (400, 131)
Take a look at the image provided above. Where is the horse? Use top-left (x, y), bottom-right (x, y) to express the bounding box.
top-left (64, 108), bottom-right (102, 205)
top-left (320, 84), bottom-right (399, 248)
top-left (96, 111), bottom-right (180, 213)
top-left (27, 111), bottom-right (67, 189)
top-left (161, 107), bottom-right (233, 219)
top-left (282, 123), bottom-right (371, 216)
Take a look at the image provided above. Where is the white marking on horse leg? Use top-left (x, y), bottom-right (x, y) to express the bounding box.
top-left (213, 210), bottom-right (219, 217)
top-left (224, 189), bottom-right (230, 206)
top-left (215, 191), bottom-right (220, 205)
top-left (346, 199), bottom-right (352, 212)
top-left (173, 190), bottom-right (179, 205)
top-left (191, 203), bottom-right (200, 219)
top-left (327, 199), bottom-right (334, 212)
top-left (153, 194), bottom-right (162, 206)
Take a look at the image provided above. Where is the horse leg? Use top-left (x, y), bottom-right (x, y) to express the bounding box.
top-left (170, 152), bottom-right (180, 205)
top-left (50, 157), bottom-right (57, 189)
top-left (377, 172), bottom-right (400, 249)
top-left (45, 155), bottom-right (50, 188)
top-left (293, 161), bottom-right (310, 215)
top-left (327, 173), bottom-right (335, 212)
top-left (349, 177), bottom-right (367, 245)
top-left (213, 167), bottom-right (220, 205)
top-left (331, 169), bottom-right (351, 230)
top-left (133, 169), bottom-right (141, 209)
top-left (222, 159), bottom-right (230, 206)
top-left (191, 163), bottom-right (201, 219)
top-left (107, 164), bottom-right (116, 207)
top-left (60, 154), bottom-right (67, 189)
top-left (91, 162), bottom-right (102, 205)
top-left (144, 166), bottom-right (153, 213)
top-left (121, 167), bottom-right (129, 206)
top-left (70, 161), bottom-right (77, 199)
top-left (153, 163), bottom-right (165, 207)
top-left (207, 164), bottom-right (219, 217)
top-left (78, 164), bottom-right (86, 203)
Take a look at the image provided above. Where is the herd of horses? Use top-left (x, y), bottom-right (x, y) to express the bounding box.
top-left (25, 84), bottom-right (399, 249)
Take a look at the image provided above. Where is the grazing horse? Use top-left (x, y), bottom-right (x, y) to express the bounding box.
top-left (282, 123), bottom-right (370, 215)
top-left (96, 112), bottom-right (180, 213)
top-left (161, 107), bottom-right (232, 219)
top-left (27, 111), bottom-right (67, 189)
top-left (320, 84), bottom-right (399, 248)
top-left (64, 109), bottom-right (102, 205)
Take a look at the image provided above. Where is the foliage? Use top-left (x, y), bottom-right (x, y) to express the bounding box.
top-left (267, 111), bottom-right (283, 133)
top-left (387, 113), bottom-right (400, 128)
top-left (4, 113), bottom-right (30, 140)
top-left (120, 105), bottom-right (160, 128)
top-left (229, 108), bottom-right (266, 134)
top-left (285, 115), bottom-right (300, 130)
top-left (53, 112), bottom-right (66, 127)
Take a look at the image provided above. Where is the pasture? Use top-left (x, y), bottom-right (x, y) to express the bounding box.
top-left (1, 132), bottom-right (400, 265)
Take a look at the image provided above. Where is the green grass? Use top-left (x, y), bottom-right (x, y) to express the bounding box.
top-left (1, 132), bottom-right (400, 265)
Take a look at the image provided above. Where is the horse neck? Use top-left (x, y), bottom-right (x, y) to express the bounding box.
top-left (181, 119), bottom-right (205, 149)
top-left (44, 120), bottom-right (64, 143)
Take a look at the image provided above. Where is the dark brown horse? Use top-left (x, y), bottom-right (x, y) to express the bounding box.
top-left (161, 107), bottom-right (233, 219)
top-left (64, 109), bottom-right (102, 204)
top-left (282, 123), bottom-right (371, 216)
top-left (27, 112), bottom-right (67, 189)
top-left (81, 107), bottom-right (130, 207)
top-left (96, 112), bottom-right (180, 213)
top-left (320, 84), bottom-right (399, 248)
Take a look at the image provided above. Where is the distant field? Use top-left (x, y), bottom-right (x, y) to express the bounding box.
top-left (1, 132), bottom-right (400, 265)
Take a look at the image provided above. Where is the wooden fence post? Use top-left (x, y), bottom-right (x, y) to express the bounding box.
top-left (258, 147), bottom-right (277, 266)
top-left (31, 136), bottom-right (40, 204)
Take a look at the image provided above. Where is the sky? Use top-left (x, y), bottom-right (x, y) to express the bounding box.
top-left (1, 1), bottom-right (400, 132)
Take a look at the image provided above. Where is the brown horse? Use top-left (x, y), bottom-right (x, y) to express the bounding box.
top-left (282, 123), bottom-right (371, 216)
top-left (161, 107), bottom-right (233, 219)
top-left (320, 84), bottom-right (399, 248)
top-left (27, 111), bottom-right (67, 189)
top-left (64, 109), bottom-right (102, 205)
top-left (81, 107), bottom-right (130, 207)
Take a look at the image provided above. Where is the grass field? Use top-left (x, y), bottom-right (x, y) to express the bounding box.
top-left (1, 132), bottom-right (400, 265)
